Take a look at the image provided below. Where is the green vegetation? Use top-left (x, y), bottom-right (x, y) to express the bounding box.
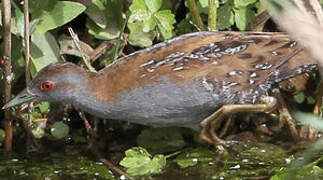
top-left (1, 0), bottom-right (323, 179)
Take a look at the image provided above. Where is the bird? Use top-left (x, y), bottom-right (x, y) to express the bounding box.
top-left (3, 31), bottom-right (319, 145)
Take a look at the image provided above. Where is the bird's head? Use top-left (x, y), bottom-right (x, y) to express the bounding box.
top-left (3, 62), bottom-right (89, 109)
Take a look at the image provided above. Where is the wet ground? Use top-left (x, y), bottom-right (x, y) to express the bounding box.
top-left (1, 123), bottom-right (323, 180)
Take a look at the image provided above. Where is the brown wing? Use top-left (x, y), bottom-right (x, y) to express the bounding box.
top-left (92, 31), bottom-right (318, 102)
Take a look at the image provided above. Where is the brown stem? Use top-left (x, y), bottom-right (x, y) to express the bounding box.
top-left (89, 140), bottom-right (134, 180)
top-left (79, 111), bottom-right (92, 134)
top-left (89, 40), bottom-right (117, 63)
top-left (24, 0), bottom-right (35, 152)
top-left (68, 27), bottom-right (96, 72)
top-left (2, 0), bottom-right (13, 151)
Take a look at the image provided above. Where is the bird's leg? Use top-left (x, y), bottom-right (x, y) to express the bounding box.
top-left (200, 96), bottom-right (278, 145)
top-left (199, 108), bottom-right (226, 144)
top-left (272, 89), bottom-right (299, 140)
top-left (219, 115), bottom-right (233, 138)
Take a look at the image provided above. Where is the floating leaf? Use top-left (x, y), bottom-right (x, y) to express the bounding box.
top-left (137, 127), bottom-right (185, 154)
top-left (174, 148), bottom-right (214, 168)
top-left (293, 92), bottom-right (305, 104)
top-left (120, 147), bottom-right (166, 176)
top-left (51, 122), bottom-right (69, 139)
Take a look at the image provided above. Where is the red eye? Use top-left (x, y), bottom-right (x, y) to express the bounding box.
top-left (40, 80), bottom-right (54, 91)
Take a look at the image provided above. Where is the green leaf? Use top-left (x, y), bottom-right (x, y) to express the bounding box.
top-left (144, 0), bottom-right (162, 13)
top-left (293, 92), bottom-right (305, 104)
top-left (143, 18), bottom-right (157, 32)
top-left (30, 31), bottom-right (60, 75)
top-left (85, 0), bottom-right (107, 29)
top-left (174, 148), bottom-right (214, 168)
top-left (38, 102), bottom-right (50, 114)
top-left (128, 22), bottom-right (156, 47)
top-left (51, 122), bottom-right (69, 139)
top-left (129, 0), bottom-right (151, 23)
top-left (128, 0), bottom-right (175, 45)
top-left (86, 20), bottom-right (112, 40)
top-left (72, 136), bottom-right (87, 144)
top-left (120, 147), bottom-right (166, 176)
top-left (234, 0), bottom-right (257, 8)
top-left (307, 96), bottom-right (316, 104)
top-left (32, 123), bottom-right (45, 139)
top-left (36, 1), bottom-right (86, 34)
top-left (199, 0), bottom-right (209, 8)
top-left (161, 0), bottom-right (173, 10)
top-left (14, 7), bottom-right (24, 37)
top-left (178, 18), bottom-right (194, 34)
top-left (137, 127), bottom-right (185, 154)
top-left (31, 111), bottom-right (42, 119)
top-left (103, 0), bottom-right (124, 38)
top-left (218, 4), bottom-right (234, 30)
top-left (11, 35), bottom-right (25, 79)
top-left (86, 0), bottom-right (124, 40)
top-left (29, 0), bottom-right (57, 15)
top-left (149, 155), bottom-right (167, 174)
top-left (30, 19), bottom-right (41, 34)
top-left (198, 0), bottom-right (209, 14)
top-left (155, 10), bottom-right (175, 39)
top-left (234, 7), bottom-right (255, 30)
top-left (0, 129), bottom-right (5, 143)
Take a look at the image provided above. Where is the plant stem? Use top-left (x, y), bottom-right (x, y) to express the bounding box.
top-left (208, 0), bottom-right (217, 30)
top-left (114, 15), bottom-right (128, 61)
top-left (187, 0), bottom-right (206, 31)
top-left (2, 0), bottom-right (13, 151)
top-left (68, 27), bottom-right (96, 72)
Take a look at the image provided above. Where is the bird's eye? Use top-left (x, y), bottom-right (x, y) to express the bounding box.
top-left (40, 80), bottom-right (54, 91)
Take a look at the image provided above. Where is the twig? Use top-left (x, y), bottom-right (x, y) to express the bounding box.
top-left (2, 0), bottom-right (13, 151)
top-left (24, 0), bottom-right (35, 151)
top-left (247, 2), bottom-right (271, 31)
top-left (79, 111), bottom-right (92, 134)
top-left (187, 0), bottom-right (206, 31)
top-left (24, 1), bottom-right (30, 85)
top-left (114, 15), bottom-right (128, 61)
top-left (89, 40), bottom-right (117, 62)
top-left (78, 111), bottom-right (132, 178)
top-left (80, 115), bottom-right (134, 180)
top-left (68, 27), bottom-right (96, 72)
top-left (208, 0), bottom-right (217, 30)
top-left (89, 140), bottom-right (134, 180)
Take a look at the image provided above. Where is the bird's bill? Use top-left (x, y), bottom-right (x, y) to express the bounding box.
top-left (2, 89), bottom-right (37, 109)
